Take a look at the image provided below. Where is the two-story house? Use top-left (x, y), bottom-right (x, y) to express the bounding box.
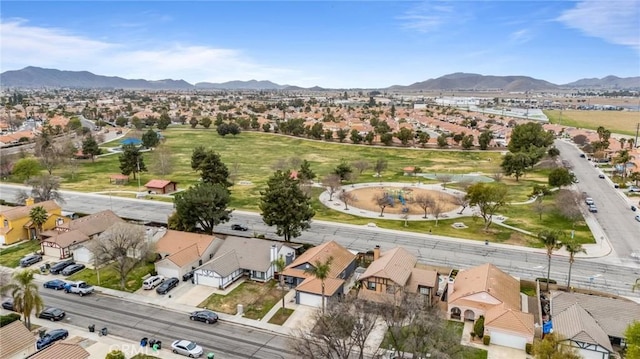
top-left (0, 198), bottom-right (66, 245)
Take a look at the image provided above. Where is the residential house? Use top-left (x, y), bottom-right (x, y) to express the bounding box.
top-left (447, 263), bottom-right (534, 350)
top-left (144, 179), bottom-right (178, 194)
top-left (0, 199), bottom-right (66, 245)
top-left (39, 210), bottom-right (123, 261)
top-left (194, 236), bottom-right (296, 289)
top-left (0, 320), bottom-right (37, 359)
top-left (357, 246), bottom-right (439, 306)
top-left (282, 240), bottom-right (357, 308)
top-left (26, 342), bottom-right (89, 359)
top-left (155, 230), bottom-right (221, 280)
top-left (550, 291), bottom-right (640, 358)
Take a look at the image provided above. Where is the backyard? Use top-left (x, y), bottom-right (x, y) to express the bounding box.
top-left (198, 281), bottom-right (284, 320)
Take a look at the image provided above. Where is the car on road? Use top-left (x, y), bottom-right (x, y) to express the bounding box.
top-left (190, 310), bottom-right (219, 324)
top-left (589, 205), bottom-right (598, 213)
top-left (61, 264), bottom-right (85, 276)
top-left (36, 329), bottom-right (69, 350)
top-left (598, 174), bottom-right (606, 179)
top-left (156, 277), bottom-right (179, 295)
top-left (19, 254), bottom-right (42, 267)
top-left (636, 215), bottom-right (640, 222)
top-left (49, 260), bottom-right (75, 275)
top-left (231, 224), bottom-right (249, 231)
top-left (585, 197), bottom-right (595, 206)
top-left (1, 298), bottom-right (15, 311)
top-left (43, 279), bottom-right (67, 290)
top-left (38, 307), bottom-right (66, 321)
top-left (171, 339), bottom-right (204, 358)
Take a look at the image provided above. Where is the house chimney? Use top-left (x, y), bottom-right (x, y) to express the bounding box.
top-left (25, 197), bottom-right (35, 206)
top-left (373, 245), bottom-right (380, 261)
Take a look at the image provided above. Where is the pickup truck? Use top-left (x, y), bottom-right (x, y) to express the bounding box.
top-left (64, 281), bottom-right (94, 296)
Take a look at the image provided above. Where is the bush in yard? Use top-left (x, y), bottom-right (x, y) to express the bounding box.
top-left (474, 315), bottom-right (485, 338)
top-left (0, 313), bottom-right (21, 327)
top-left (483, 335), bottom-right (491, 345)
top-left (526, 342), bottom-right (533, 354)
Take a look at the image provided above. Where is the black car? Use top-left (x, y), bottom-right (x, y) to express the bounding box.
top-left (182, 270), bottom-right (194, 282)
top-left (38, 307), bottom-right (66, 321)
top-left (1, 299), bottom-right (15, 311)
top-left (36, 329), bottom-right (69, 350)
top-left (231, 224), bottom-right (249, 231)
top-left (156, 277), bottom-right (179, 294)
top-left (43, 279), bottom-right (67, 290)
top-left (190, 310), bottom-right (219, 324)
top-left (49, 260), bottom-right (75, 275)
top-left (61, 264), bottom-right (85, 276)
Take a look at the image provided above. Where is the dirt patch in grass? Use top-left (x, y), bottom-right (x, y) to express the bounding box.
top-left (199, 281), bottom-right (283, 320)
top-left (268, 308), bottom-right (294, 325)
top-left (345, 186), bottom-right (459, 215)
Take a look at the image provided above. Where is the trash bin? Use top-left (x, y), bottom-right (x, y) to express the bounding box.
top-left (88, 324), bottom-right (95, 333)
top-left (140, 337), bottom-right (148, 347)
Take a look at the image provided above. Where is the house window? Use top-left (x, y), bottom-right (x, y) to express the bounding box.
top-left (367, 281), bottom-right (376, 290)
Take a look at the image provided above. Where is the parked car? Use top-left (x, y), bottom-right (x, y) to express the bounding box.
top-left (64, 281), bottom-right (94, 296)
top-left (585, 197), bottom-right (595, 206)
top-left (61, 264), bottom-right (86, 276)
top-left (19, 254), bottom-right (42, 267)
top-left (189, 310), bottom-right (219, 324)
top-left (1, 298), bottom-right (15, 311)
top-left (38, 307), bottom-right (66, 321)
top-left (171, 340), bottom-right (203, 357)
top-left (231, 224), bottom-right (249, 231)
top-left (36, 329), bottom-right (69, 350)
top-left (182, 270), bottom-right (194, 282)
top-left (43, 279), bottom-right (67, 290)
top-left (143, 275), bottom-right (164, 290)
top-left (49, 260), bottom-right (75, 275)
top-left (156, 277), bottom-right (179, 295)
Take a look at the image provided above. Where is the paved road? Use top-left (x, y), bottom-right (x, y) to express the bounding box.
top-left (38, 289), bottom-right (295, 359)
top-left (2, 184), bottom-right (639, 298)
top-left (555, 139), bottom-right (640, 260)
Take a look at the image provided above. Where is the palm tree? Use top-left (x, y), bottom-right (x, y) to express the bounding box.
top-left (272, 256), bottom-right (287, 310)
top-left (1, 269), bottom-right (44, 329)
top-left (563, 239), bottom-right (586, 291)
top-left (29, 205), bottom-right (49, 240)
top-left (538, 230), bottom-right (565, 292)
top-left (304, 256), bottom-right (333, 315)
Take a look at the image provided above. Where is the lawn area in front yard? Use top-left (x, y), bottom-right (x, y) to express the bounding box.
top-left (268, 308), bottom-right (294, 325)
top-left (66, 261), bottom-right (154, 292)
top-left (0, 240), bottom-right (41, 268)
top-left (198, 281), bottom-right (283, 320)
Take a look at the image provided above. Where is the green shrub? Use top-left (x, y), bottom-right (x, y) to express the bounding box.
top-left (483, 335), bottom-right (491, 345)
top-left (525, 342), bottom-right (533, 354)
top-left (0, 313), bottom-right (21, 327)
top-left (474, 315), bottom-right (485, 338)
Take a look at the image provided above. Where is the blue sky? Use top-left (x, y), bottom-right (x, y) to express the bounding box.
top-left (1, 1), bottom-right (639, 88)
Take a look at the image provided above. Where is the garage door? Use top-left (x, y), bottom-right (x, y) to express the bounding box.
top-left (298, 292), bottom-right (323, 307)
top-left (195, 272), bottom-right (219, 288)
top-left (157, 267), bottom-right (180, 279)
top-left (489, 331), bottom-right (527, 350)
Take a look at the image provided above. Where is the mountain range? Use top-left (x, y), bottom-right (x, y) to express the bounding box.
top-left (1, 66), bottom-right (638, 91)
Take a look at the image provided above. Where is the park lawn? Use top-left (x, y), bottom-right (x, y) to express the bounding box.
top-left (268, 308), bottom-right (294, 325)
top-left (199, 281), bottom-right (282, 320)
top-left (0, 240), bottom-right (41, 268)
top-left (66, 261), bottom-right (155, 292)
top-left (545, 109), bottom-right (638, 136)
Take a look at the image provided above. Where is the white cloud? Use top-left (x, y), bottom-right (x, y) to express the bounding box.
top-left (0, 19), bottom-right (301, 85)
top-left (557, 0), bottom-right (640, 51)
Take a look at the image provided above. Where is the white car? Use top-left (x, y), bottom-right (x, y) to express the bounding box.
top-left (171, 340), bottom-right (203, 358)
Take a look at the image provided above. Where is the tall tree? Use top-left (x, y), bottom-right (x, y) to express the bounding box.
top-left (118, 144), bottom-right (146, 180)
top-left (260, 170), bottom-right (315, 242)
top-left (90, 223), bottom-right (151, 289)
top-left (81, 135), bottom-right (101, 162)
top-left (538, 229), bottom-right (565, 291)
top-left (563, 238), bottom-right (586, 291)
top-left (173, 182), bottom-right (233, 234)
top-left (304, 256), bottom-right (333, 315)
top-left (465, 183), bottom-right (509, 230)
top-left (29, 206), bottom-right (48, 240)
top-left (0, 269), bottom-right (44, 330)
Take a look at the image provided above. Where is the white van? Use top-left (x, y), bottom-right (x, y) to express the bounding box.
top-left (143, 275), bottom-right (164, 290)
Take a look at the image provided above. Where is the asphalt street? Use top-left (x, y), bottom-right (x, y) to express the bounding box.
top-left (38, 288), bottom-right (296, 359)
top-left (1, 183), bottom-right (639, 298)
